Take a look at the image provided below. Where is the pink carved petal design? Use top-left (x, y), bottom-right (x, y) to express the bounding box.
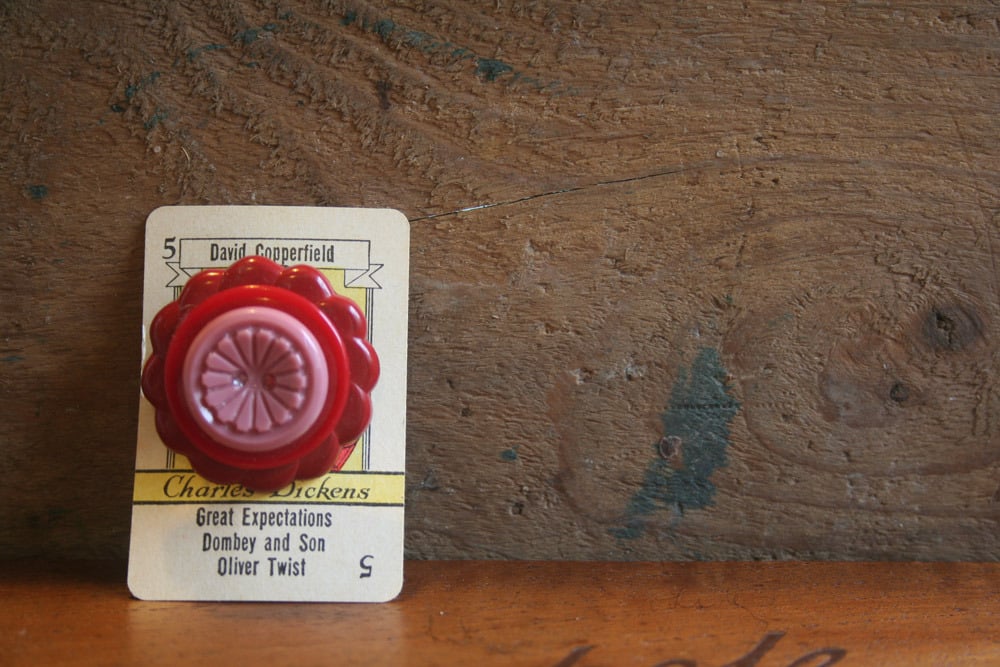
top-left (199, 326), bottom-right (309, 435)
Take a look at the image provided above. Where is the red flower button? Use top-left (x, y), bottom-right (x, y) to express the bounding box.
top-left (141, 256), bottom-right (380, 491)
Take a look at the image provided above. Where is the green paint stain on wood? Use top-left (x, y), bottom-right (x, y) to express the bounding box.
top-left (186, 43), bottom-right (226, 61)
top-left (236, 28), bottom-right (260, 44)
top-left (500, 448), bottom-right (518, 462)
top-left (125, 71), bottom-right (161, 101)
top-left (372, 18), bottom-right (397, 39)
top-left (26, 185), bottom-right (48, 200)
top-left (144, 110), bottom-right (168, 130)
top-left (613, 348), bottom-right (740, 540)
top-left (235, 22), bottom-right (280, 45)
top-left (475, 58), bottom-right (513, 82)
top-left (337, 7), bottom-right (574, 94)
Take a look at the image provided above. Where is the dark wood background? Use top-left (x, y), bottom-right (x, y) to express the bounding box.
top-left (2, 1), bottom-right (998, 560)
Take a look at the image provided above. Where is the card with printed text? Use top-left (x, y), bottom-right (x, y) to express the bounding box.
top-left (128, 206), bottom-right (408, 602)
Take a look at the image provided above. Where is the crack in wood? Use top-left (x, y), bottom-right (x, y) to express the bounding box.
top-left (411, 165), bottom-right (699, 222)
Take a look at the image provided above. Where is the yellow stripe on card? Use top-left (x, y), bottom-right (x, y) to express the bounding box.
top-left (133, 471), bottom-right (404, 505)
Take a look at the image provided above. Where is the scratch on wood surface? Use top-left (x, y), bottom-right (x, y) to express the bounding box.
top-left (410, 164), bottom-right (703, 221)
top-left (414, 152), bottom-right (859, 222)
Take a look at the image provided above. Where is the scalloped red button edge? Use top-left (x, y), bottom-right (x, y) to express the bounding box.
top-left (141, 256), bottom-right (380, 491)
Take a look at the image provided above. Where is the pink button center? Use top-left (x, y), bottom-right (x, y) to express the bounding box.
top-left (182, 306), bottom-right (329, 453)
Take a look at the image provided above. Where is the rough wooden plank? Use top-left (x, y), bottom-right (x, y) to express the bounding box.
top-left (1, 1), bottom-right (998, 559)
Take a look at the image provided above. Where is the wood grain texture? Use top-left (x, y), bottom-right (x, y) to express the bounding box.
top-left (2, 560), bottom-right (999, 666)
top-left (1, 1), bottom-right (999, 559)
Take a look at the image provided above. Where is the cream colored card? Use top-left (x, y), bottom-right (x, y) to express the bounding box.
top-left (128, 206), bottom-right (408, 602)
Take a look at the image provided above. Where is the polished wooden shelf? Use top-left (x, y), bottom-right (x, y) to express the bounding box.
top-left (2, 560), bottom-right (997, 665)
